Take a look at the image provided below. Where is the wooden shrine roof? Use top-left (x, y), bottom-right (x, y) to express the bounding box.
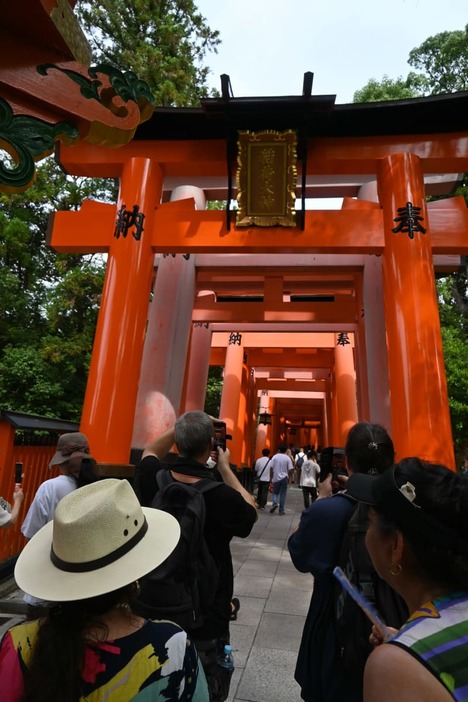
top-left (134, 90), bottom-right (468, 141)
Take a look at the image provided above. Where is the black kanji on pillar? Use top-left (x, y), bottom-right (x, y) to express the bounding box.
top-left (391, 202), bottom-right (427, 240)
top-left (229, 332), bottom-right (242, 346)
top-left (337, 332), bottom-right (350, 346)
top-left (114, 204), bottom-right (145, 241)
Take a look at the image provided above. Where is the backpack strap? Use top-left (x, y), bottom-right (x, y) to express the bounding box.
top-left (332, 491), bottom-right (357, 507)
top-left (157, 469), bottom-right (223, 495)
top-left (193, 478), bottom-right (223, 494)
top-left (155, 469), bottom-right (174, 490)
top-left (156, 468), bottom-right (224, 492)
top-left (258, 458), bottom-right (271, 481)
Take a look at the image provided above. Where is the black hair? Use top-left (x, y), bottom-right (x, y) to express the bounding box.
top-left (375, 457), bottom-right (468, 589)
top-left (278, 443), bottom-right (287, 453)
top-left (307, 450), bottom-right (317, 460)
top-left (21, 584), bottom-right (138, 702)
top-left (67, 456), bottom-right (98, 489)
top-left (345, 422), bottom-right (394, 475)
top-left (262, 448), bottom-right (271, 457)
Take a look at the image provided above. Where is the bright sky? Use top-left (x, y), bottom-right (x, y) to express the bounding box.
top-left (197, 0), bottom-right (467, 103)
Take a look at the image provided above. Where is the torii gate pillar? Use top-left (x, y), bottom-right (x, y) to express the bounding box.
top-left (378, 153), bottom-right (454, 467)
top-left (255, 393), bottom-right (272, 456)
top-left (244, 369), bottom-right (257, 467)
top-left (362, 256), bottom-right (392, 430)
top-left (183, 322), bottom-right (213, 413)
top-left (132, 186), bottom-right (203, 448)
top-left (236, 362), bottom-right (249, 466)
top-left (80, 158), bottom-right (162, 463)
top-left (219, 334), bottom-right (244, 466)
top-left (131, 254), bottom-right (196, 449)
top-left (334, 334), bottom-right (359, 445)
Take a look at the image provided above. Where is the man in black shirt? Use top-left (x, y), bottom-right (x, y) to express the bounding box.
top-left (137, 410), bottom-right (257, 702)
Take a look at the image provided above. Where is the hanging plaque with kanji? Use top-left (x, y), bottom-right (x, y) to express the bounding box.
top-left (236, 129), bottom-right (297, 227)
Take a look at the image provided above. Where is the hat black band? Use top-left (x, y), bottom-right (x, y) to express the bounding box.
top-left (50, 517), bottom-right (149, 572)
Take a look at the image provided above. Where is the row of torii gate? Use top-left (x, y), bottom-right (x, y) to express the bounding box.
top-left (46, 81), bottom-right (468, 471)
top-left (7, 6), bottom-right (466, 473)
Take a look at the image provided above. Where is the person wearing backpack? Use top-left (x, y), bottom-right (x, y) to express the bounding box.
top-left (288, 422), bottom-right (408, 702)
top-left (295, 447), bottom-right (306, 484)
top-left (135, 411), bottom-right (257, 702)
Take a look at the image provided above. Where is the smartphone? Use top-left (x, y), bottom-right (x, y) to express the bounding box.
top-left (15, 462), bottom-right (23, 491)
top-left (213, 422), bottom-right (227, 451)
top-left (319, 447), bottom-right (346, 482)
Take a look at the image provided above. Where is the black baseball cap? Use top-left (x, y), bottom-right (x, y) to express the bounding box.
top-left (347, 465), bottom-right (468, 556)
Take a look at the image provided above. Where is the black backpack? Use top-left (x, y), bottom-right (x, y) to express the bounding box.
top-left (334, 498), bottom-right (409, 686)
top-left (296, 454), bottom-right (305, 469)
top-left (134, 470), bottom-right (222, 632)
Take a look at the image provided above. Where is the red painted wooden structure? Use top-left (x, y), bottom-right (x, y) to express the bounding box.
top-left (47, 84), bottom-right (468, 470)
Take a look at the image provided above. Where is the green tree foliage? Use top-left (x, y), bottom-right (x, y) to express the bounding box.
top-left (204, 366), bottom-right (223, 417)
top-left (0, 347), bottom-right (65, 417)
top-left (1, 1), bottom-right (222, 420)
top-left (0, 159), bottom-right (111, 420)
top-left (352, 74), bottom-right (423, 102)
top-left (408, 25), bottom-right (468, 94)
top-left (354, 24), bottom-right (468, 101)
top-left (353, 28), bottom-right (468, 459)
top-left (75, 0), bottom-right (221, 105)
top-left (438, 272), bottom-right (468, 461)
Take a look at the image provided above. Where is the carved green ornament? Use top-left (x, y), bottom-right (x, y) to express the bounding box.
top-left (0, 99), bottom-right (78, 192)
top-left (37, 63), bottom-right (155, 111)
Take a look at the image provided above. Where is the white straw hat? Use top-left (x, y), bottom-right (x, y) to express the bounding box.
top-left (15, 479), bottom-right (180, 602)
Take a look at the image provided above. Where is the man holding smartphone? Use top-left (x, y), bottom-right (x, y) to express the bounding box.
top-left (136, 410), bottom-right (257, 702)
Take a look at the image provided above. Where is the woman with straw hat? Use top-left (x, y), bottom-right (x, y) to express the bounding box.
top-left (0, 479), bottom-right (209, 702)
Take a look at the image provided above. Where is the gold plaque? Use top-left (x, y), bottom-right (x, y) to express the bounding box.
top-left (236, 130), bottom-right (297, 227)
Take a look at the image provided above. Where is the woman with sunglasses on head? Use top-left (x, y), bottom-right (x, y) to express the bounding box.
top-left (347, 457), bottom-right (468, 702)
top-left (0, 479), bottom-right (209, 702)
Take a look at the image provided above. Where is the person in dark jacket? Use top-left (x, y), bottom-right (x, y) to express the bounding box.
top-left (288, 422), bottom-right (406, 702)
top-left (136, 410), bottom-right (257, 702)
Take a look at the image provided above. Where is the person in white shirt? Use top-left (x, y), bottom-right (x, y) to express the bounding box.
top-left (254, 448), bottom-right (271, 509)
top-left (300, 451), bottom-right (321, 509)
top-left (269, 444), bottom-right (294, 515)
top-left (295, 447), bottom-right (306, 484)
top-left (21, 432), bottom-right (96, 614)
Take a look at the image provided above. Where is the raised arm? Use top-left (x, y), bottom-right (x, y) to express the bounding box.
top-left (142, 426), bottom-right (176, 459)
top-left (216, 447), bottom-right (258, 517)
top-left (1, 490), bottom-right (24, 529)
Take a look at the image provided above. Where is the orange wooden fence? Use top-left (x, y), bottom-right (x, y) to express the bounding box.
top-left (0, 412), bottom-right (79, 567)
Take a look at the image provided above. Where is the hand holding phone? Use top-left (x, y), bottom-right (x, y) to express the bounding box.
top-left (213, 422), bottom-right (227, 451)
top-left (14, 462), bottom-right (23, 492)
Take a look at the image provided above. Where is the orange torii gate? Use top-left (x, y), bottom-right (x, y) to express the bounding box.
top-left (48, 86), bottom-right (468, 470)
top-left (208, 331), bottom-right (338, 464)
